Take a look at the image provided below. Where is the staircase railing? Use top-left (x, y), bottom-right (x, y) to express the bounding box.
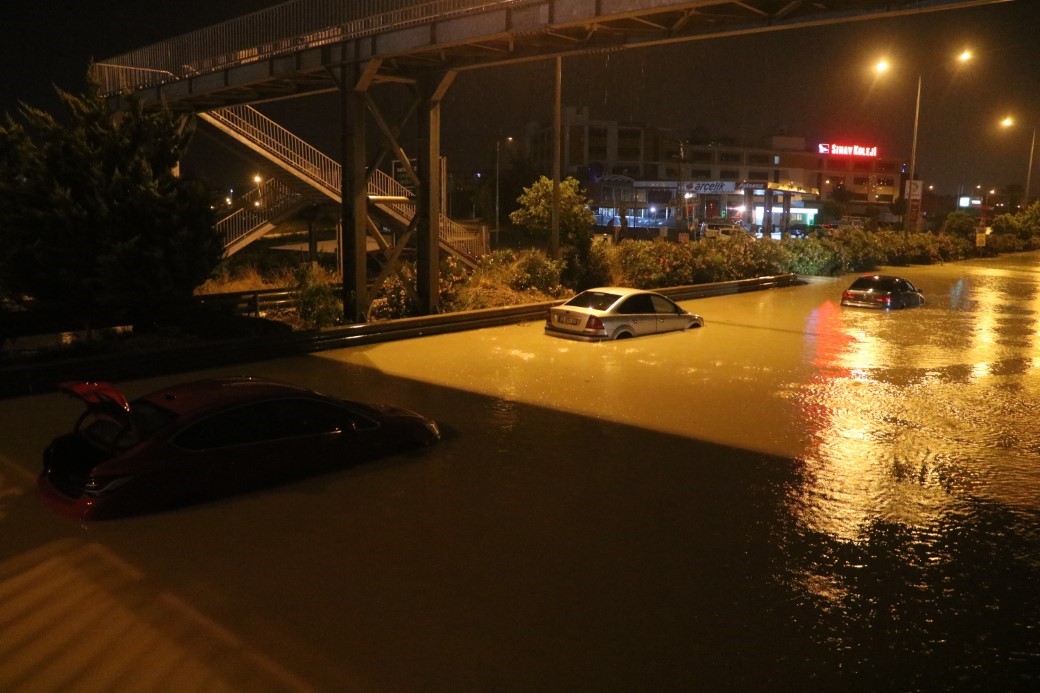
top-left (205, 105), bottom-right (485, 259)
top-left (203, 107), bottom-right (341, 197)
top-left (216, 177), bottom-right (303, 250)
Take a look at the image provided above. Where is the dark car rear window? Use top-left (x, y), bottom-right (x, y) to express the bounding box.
top-left (565, 291), bottom-right (621, 311)
top-left (850, 276), bottom-right (898, 291)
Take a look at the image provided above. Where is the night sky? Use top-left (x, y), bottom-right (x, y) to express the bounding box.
top-left (3, 1), bottom-right (1038, 197)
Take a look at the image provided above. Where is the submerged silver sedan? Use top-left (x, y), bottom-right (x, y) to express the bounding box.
top-left (545, 287), bottom-right (704, 341)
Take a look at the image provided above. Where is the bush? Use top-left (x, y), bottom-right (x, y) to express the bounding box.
top-left (368, 270), bottom-right (416, 320)
top-left (509, 250), bottom-right (565, 294)
top-left (943, 211), bottom-right (978, 240)
top-left (294, 263), bottom-right (341, 328)
top-left (561, 232), bottom-right (613, 290)
top-left (781, 237), bottom-right (842, 275)
top-left (816, 227), bottom-right (885, 273)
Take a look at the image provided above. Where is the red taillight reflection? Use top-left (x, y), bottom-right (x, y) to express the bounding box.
top-left (842, 290), bottom-right (853, 300)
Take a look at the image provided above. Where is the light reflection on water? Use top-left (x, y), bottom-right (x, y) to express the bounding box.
top-left (7, 258), bottom-right (1040, 689)
top-left (791, 262), bottom-right (1040, 621)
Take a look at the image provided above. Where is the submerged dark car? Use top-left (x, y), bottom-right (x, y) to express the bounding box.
top-left (39, 378), bottom-right (440, 520)
top-left (841, 274), bottom-right (924, 310)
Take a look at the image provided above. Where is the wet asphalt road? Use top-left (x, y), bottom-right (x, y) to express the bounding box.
top-left (2, 253), bottom-right (1039, 691)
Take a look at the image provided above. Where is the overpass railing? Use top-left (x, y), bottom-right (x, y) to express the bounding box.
top-left (93, 0), bottom-right (534, 95)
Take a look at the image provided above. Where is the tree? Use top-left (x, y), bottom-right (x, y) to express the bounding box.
top-left (825, 186), bottom-right (854, 221)
top-left (943, 211), bottom-right (978, 239)
top-left (0, 73), bottom-right (220, 325)
top-left (509, 175), bottom-right (596, 238)
top-left (509, 176), bottom-right (604, 290)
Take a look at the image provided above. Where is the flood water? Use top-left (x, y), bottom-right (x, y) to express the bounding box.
top-left (2, 253), bottom-right (1039, 691)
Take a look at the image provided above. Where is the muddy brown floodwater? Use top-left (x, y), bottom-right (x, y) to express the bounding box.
top-left (2, 252), bottom-right (1039, 691)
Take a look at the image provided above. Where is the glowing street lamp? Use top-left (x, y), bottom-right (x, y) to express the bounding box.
top-left (875, 49), bottom-right (973, 231)
top-left (1000, 116), bottom-right (1036, 208)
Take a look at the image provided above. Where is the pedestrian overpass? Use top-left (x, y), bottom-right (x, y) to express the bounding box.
top-left (93, 0), bottom-right (1007, 322)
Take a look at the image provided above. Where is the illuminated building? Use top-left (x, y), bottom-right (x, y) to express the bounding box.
top-left (525, 107), bottom-right (905, 230)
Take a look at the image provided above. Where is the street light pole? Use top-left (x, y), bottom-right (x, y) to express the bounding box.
top-left (495, 136), bottom-right (512, 247)
top-left (909, 74), bottom-right (922, 185)
top-left (903, 73), bottom-right (923, 234)
top-left (495, 139), bottom-right (500, 245)
top-left (999, 117), bottom-right (1036, 209)
top-left (1026, 127), bottom-right (1036, 207)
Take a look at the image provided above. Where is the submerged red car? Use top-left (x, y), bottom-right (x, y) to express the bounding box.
top-left (39, 377), bottom-right (440, 520)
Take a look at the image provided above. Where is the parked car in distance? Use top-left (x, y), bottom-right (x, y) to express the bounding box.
top-left (545, 287), bottom-right (704, 341)
top-left (841, 274), bottom-right (924, 310)
top-left (39, 377), bottom-right (441, 520)
top-left (701, 222), bottom-right (753, 240)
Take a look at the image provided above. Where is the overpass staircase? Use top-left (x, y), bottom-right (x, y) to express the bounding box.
top-left (205, 105), bottom-right (483, 265)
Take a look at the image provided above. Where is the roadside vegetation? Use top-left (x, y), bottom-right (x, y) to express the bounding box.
top-left (197, 198), bottom-right (1040, 328)
top-left (4, 76), bottom-right (1040, 349)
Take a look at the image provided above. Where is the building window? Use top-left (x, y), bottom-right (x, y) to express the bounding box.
top-left (690, 169), bottom-right (711, 179)
top-left (853, 176), bottom-right (871, 186)
top-left (876, 194), bottom-right (894, 202)
top-left (748, 170), bottom-right (770, 180)
top-left (720, 170), bottom-right (740, 180)
top-left (690, 151), bottom-right (712, 164)
top-left (877, 161), bottom-right (898, 173)
top-left (877, 177), bottom-right (894, 187)
top-left (748, 153), bottom-right (770, 164)
top-left (719, 151), bottom-right (742, 163)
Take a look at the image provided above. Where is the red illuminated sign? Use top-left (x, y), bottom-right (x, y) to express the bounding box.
top-left (818, 143), bottom-right (878, 158)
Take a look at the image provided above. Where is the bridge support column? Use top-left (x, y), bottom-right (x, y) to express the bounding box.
top-left (416, 71), bottom-right (455, 315)
top-left (340, 63), bottom-right (370, 324)
top-left (763, 189), bottom-right (775, 237)
top-left (781, 192), bottom-right (792, 237)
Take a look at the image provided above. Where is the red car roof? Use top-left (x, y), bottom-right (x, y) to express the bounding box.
top-left (61, 377), bottom-right (317, 420)
top-left (135, 377), bottom-right (315, 416)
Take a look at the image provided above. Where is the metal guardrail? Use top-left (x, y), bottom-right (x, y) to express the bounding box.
top-left (0, 274), bottom-right (800, 398)
top-left (194, 288), bottom-right (302, 317)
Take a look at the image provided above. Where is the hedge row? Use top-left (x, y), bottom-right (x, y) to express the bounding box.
top-left (366, 203), bottom-right (1040, 320)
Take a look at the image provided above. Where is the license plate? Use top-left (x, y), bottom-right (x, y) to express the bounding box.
top-left (556, 314), bottom-right (579, 325)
